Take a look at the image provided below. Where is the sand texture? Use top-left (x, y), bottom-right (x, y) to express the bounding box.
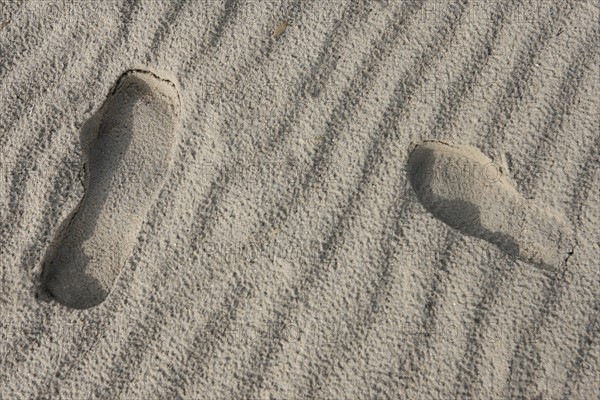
top-left (0, 1), bottom-right (599, 399)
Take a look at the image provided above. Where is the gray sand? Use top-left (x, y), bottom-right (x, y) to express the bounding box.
top-left (0, 1), bottom-right (598, 399)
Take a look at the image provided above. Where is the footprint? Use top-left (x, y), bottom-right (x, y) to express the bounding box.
top-left (40, 69), bottom-right (180, 309)
top-left (407, 140), bottom-right (574, 272)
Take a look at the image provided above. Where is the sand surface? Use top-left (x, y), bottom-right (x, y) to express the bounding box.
top-left (0, 1), bottom-right (599, 399)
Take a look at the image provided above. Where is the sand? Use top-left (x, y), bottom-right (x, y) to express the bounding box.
top-left (0, 0), bottom-right (598, 399)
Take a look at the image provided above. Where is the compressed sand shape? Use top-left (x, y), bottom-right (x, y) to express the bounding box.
top-left (407, 141), bottom-right (574, 272)
top-left (41, 70), bottom-right (180, 309)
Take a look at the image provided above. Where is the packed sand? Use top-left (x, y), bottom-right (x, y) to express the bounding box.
top-left (1, 1), bottom-right (599, 399)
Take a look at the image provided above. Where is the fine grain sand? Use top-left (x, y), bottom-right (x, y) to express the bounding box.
top-left (0, 1), bottom-right (599, 399)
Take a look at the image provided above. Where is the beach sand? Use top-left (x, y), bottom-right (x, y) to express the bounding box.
top-left (0, 1), bottom-right (598, 398)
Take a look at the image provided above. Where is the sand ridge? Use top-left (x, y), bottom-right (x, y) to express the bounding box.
top-left (0, 1), bottom-right (598, 399)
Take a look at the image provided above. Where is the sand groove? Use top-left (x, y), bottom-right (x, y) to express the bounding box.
top-left (1, 1), bottom-right (598, 399)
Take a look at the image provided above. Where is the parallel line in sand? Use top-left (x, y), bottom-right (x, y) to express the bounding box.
top-left (118, 0), bottom-right (143, 45)
top-left (3, 0), bottom-right (597, 397)
top-left (147, 0), bottom-right (191, 54)
top-left (10, 2), bottom-right (314, 394)
top-left (560, 297), bottom-right (600, 400)
top-left (0, 2), bottom-right (137, 248)
top-left (569, 134), bottom-right (600, 227)
top-left (303, 1), bottom-right (376, 99)
top-left (140, 0), bottom-right (310, 253)
top-left (118, 2), bottom-right (384, 394)
top-left (503, 143), bottom-right (599, 399)
top-left (429, 0), bottom-right (515, 140)
top-left (278, 0), bottom-right (490, 394)
top-left (267, 0), bottom-right (422, 150)
top-left (178, 0), bottom-right (274, 77)
top-left (450, 40), bottom-right (590, 400)
top-left (238, 3), bottom-right (474, 396)
top-left (0, 2), bottom-right (93, 150)
top-left (154, 1), bottom-right (426, 396)
top-left (302, 198), bottom-right (421, 400)
top-left (518, 30), bottom-right (600, 194)
top-left (122, 278), bottom-right (249, 396)
top-left (300, 1), bottom-right (520, 380)
top-left (18, 167), bottom-right (83, 276)
top-left (159, 281), bottom-right (249, 400)
top-left (394, 0), bottom-right (576, 390)
top-left (481, 1), bottom-right (567, 150)
top-left (455, 14), bottom-right (592, 395)
top-left (147, 0), bottom-right (338, 251)
top-left (440, 3), bottom-right (590, 397)
top-left (95, 146), bottom-right (251, 399)
top-left (500, 39), bottom-right (599, 400)
top-left (37, 297), bottom-right (165, 398)
top-left (0, 163), bottom-right (86, 364)
top-left (205, 0), bottom-right (242, 51)
top-left (241, 6), bottom-right (434, 398)
top-left (383, 229), bottom-right (460, 399)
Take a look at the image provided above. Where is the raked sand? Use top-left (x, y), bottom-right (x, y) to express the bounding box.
top-left (1, 1), bottom-right (599, 399)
